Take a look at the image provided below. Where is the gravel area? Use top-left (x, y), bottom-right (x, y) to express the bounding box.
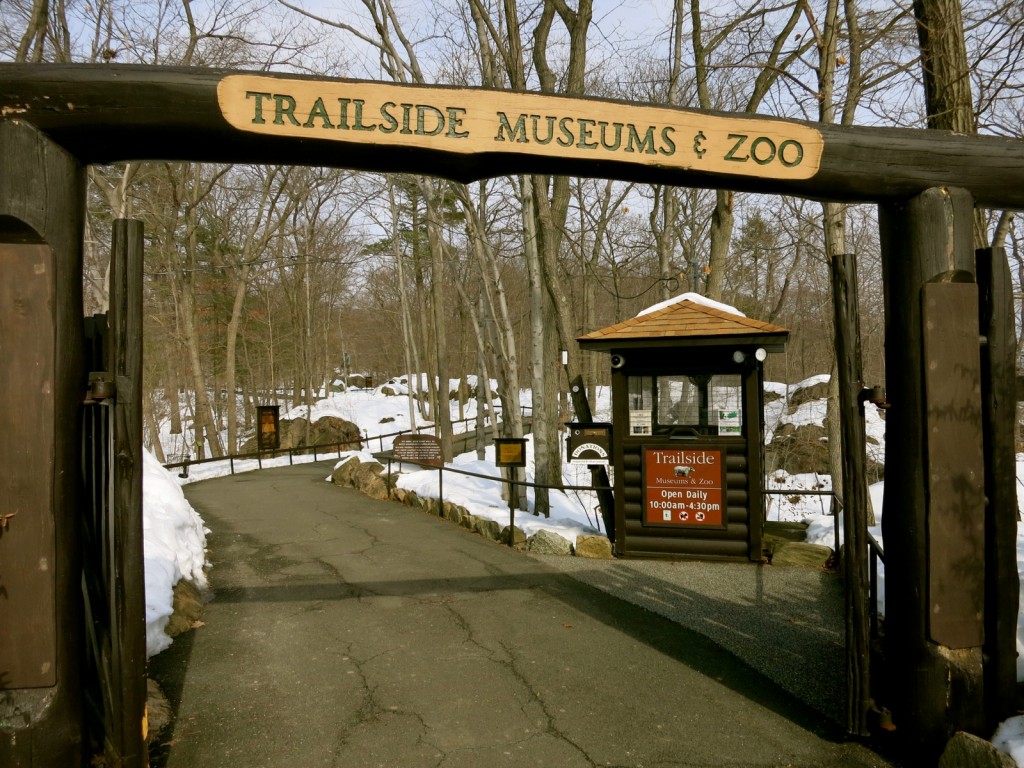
top-left (530, 554), bottom-right (847, 725)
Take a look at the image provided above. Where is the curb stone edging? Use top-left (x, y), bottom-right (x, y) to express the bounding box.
top-left (329, 455), bottom-right (603, 558)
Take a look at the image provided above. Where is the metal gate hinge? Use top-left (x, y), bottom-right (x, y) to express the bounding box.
top-left (85, 372), bottom-right (115, 403)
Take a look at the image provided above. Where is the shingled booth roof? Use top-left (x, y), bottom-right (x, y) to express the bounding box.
top-left (577, 294), bottom-right (789, 351)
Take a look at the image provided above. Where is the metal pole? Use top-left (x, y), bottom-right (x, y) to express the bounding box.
top-left (507, 467), bottom-right (516, 547)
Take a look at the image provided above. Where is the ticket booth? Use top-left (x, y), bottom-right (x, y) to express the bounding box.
top-left (578, 295), bottom-right (788, 561)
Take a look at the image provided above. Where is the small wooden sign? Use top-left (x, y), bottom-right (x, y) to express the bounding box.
top-left (392, 433), bottom-right (445, 467)
top-left (494, 437), bottom-right (528, 468)
top-left (643, 446), bottom-right (725, 528)
top-left (566, 422), bottom-right (612, 465)
top-left (218, 75), bottom-right (823, 183)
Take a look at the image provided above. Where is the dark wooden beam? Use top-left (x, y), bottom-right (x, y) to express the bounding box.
top-left (830, 252), bottom-right (872, 737)
top-left (0, 119), bottom-right (86, 767)
top-left (880, 187), bottom-right (986, 757)
top-left (1, 64), bottom-right (1023, 208)
top-left (109, 219), bottom-right (147, 767)
top-left (976, 247), bottom-right (1020, 730)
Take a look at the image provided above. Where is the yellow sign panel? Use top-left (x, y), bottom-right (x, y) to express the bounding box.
top-left (217, 75), bottom-right (823, 181)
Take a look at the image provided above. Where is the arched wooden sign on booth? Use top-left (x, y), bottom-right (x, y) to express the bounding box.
top-left (2, 63), bottom-right (1024, 765)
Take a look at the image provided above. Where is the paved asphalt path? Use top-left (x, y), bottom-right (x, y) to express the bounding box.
top-left (150, 461), bottom-right (898, 768)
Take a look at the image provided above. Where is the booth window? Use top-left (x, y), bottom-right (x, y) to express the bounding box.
top-left (627, 374), bottom-right (743, 437)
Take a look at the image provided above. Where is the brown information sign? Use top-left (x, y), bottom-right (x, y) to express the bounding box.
top-left (643, 447), bottom-right (725, 528)
top-left (392, 433), bottom-right (445, 467)
top-left (218, 75), bottom-right (823, 182)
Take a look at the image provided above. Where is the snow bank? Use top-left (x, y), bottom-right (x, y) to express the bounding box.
top-left (143, 450), bottom-right (209, 656)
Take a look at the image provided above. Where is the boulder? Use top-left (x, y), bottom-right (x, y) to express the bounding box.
top-left (769, 422), bottom-right (830, 474)
top-left (308, 415), bottom-right (362, 449)
top-left (786, 378), bottom-right (830, 412)
top-left (164, 579), bottom-right (204, 637)
top-left (527, 530), bottom-right (573, 556)
top-left (939, 732), bottom-right (1016, 768)
top-left (770, 541), bottom-right (832, 568)
top-left (443, 502), bottom-right (464, 525)
top-left (474, 517), bottom-right (503, 542)
top-left (501, 525), bottom-right (527, 548)
top-left (330, 455), bottom-right (362, 486)
top-left (281, 417), bottom-right (309, 450)
top-left (769, 420), bottom-right (884, 476)
top-left (461, 514), bottom-right (479, 531)
top-left (242, 414), bottom-right (362, 453)
top-left (359, 472), bottom-right (390, 500)
top-left (146, 679), bottom-right (173, 740)
top-left (575, 535), bottom-right (613, 559)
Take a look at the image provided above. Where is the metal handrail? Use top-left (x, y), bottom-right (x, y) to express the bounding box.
top-left (161, 405), bottom-right (533, 477)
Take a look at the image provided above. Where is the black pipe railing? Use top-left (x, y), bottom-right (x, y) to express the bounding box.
top-left (161, 405), bottom-right (532, 478)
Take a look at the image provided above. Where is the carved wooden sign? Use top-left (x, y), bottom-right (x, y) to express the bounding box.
top-left (217, 75), bottom-right (823, 182)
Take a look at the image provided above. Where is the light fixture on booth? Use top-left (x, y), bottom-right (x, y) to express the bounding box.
top-left (733, 348), bottom-right (768, 365)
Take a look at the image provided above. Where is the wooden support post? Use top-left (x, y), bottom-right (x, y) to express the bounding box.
top-left (830, 252), bottom-right (871, 737)
top-left (976, 247), bottom-right (1019, 730)
top-left (0, 120), bottom-right (86, 765)
top-left (109, 220), bottom-right (147, 767)
top-left (879, 187), bottom-right (986, 756)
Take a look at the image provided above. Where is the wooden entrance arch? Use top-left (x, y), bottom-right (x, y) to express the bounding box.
top-left (2, 63), bottom-right (1023, 765)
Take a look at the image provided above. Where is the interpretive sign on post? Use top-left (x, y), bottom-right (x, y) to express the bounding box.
top-left (217, 76), bottom-right (824, 183)
top-left (256, 405), bottom-right (280, 452)
top-left (643, 447), bottom-right (725, 528)
top-left (392, 433), bottom-right (445, 468)
top-left (494, 437), bottom-right (527, 468)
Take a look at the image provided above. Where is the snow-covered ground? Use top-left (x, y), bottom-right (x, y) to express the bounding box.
top-left (144, 373), bottom-right (1024, 762)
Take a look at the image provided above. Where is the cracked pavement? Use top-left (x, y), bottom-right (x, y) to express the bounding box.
top-left (149, 461), bottom-right (898, 768)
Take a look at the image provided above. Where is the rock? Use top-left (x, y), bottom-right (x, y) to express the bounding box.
top-left (763, 521), bottom-right (809, 544)
top-left (405, 491), bottom-right (422, 508)
top-left (575, 535), bottom-right (613, 559)
top-left (359, 472), bottom-right (390, 500)
top-left (165, 579), bottom-right (204, 637)
top-left (786, 378), bottom-right (830, 412)
top-left (146, 679), bottom-right (173, 740)
top-left (939, 731), bottom-right (1016, 768)
top-left (280, 417), bottom-right (309, 450)
top-left (390, 487), bottom-right (407, 504)
top-left (308, 415), bottom-right (362, 449)
top-left (474, 517), bottom-right (503, 542)
top-left (527, 530), bottom-right (573, 556)
top-left (770, 541), bottom-right (832, 568)
top-left (461, 514), bottom-right (478, 531)
top-left (330, 456), bottom-right (362, 486)
top-left (444, 502), bottom-right (464, 525)
top-left (501, 525), bottom-right (527, 548)
top-left (769, 422), bottom-right (830, 474)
